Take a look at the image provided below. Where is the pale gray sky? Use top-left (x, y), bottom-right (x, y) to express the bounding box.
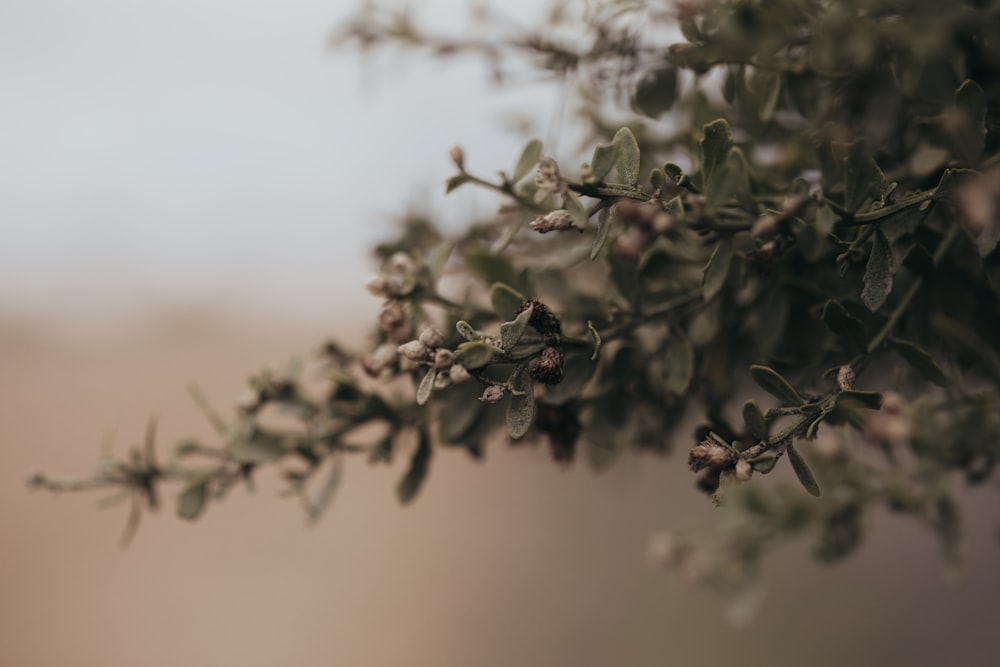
top-left (0, 0), bottom-right (559, 333)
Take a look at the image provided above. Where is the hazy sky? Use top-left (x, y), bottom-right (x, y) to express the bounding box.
top-left (0, 0), bottom-right (558, 332)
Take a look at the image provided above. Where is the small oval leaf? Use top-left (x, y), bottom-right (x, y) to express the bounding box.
top-left (506, 366), bottom-right (535, 439)
top-left (512, 138), bottom-right (543, 184)
top-left (861, 228), bottom-right (895, 312)
top-left (749, 365), bottom-right (803, 406)
top-left (416, 368), bottom-right (436, 406)
top-left (489, 282), bottom-right (527, 320)
top-left (454, 342), bottom-right (495, 370)
top-left (397, 429), bottom-right (432, 504)
top-left (500, 305), bottom-right (533, 352)
top-left (177, 480), bottom-right (208, 521)
top-left (787, 443), bottom-right (821, 496)
top-left (742, 400), bottom-right (768, 440)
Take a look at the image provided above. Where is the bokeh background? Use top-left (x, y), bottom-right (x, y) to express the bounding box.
top-left (3, 1), bottom-right (999, 665)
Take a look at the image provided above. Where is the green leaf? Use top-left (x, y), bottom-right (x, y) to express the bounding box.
top-left (607, 252), bottom-right (639, 304)
top-left (177, 480), bottom-right (208, 521)
top-left (750, 455), bottom-right (777, 474)
top-left (227, 426), bottom-right (284, 463)
top-left (663, 336), bottom-right (695, 397)
top-left (706, 147), bottom-right (752, 210)
top-left (749, 365), bottom-right (803, 406)
top-left (590, 206), bottom-right (613, 260)
top-left (633, 66), bottom-right (678, 118)
top-left (891, 338), bottom-right (948, 386)
top-left (416, 367), bottom-right (436, 406)
top-left (821, 299), bottom-right (867, 354)
top-left (612, 127), bottom-right (641, 187)
top-left (700, 118), bottom-right (733, 189)
top-left (307, 455), bottom-right (344, 522)
top-left (649, 168), bottom-right (668, 192)
top-left (454, 342), bottom-right (495, 370)
top-left (836, 389), bottom-right (883, 410)
top-left (843, 139), bottom-right (885, 213)
top-left (397, 428), bottom-right (431, 504)
top-left (701, 238), bottom-right (733, 301)
top-left (953, 79), bottom-right (986, 164)
top-left (465, 250), bottom-right (523, 292)
top-left (742, 400), bottom-right (767, 440)
top-left (591, 141), bottom-right (617, 181)
top-left (446, 174), bottom-right (470, 194)
top-left (511, 138), bottom-right (543, 184)
top-left (455, 320), bottom-right (479, 341)
top-left (587, 320), bottom-right (602, 361)
top-left (490, 282), bottom-right (527, 320)
top-left (861, 228), bottom-right (895, 311)
top-left (787, 443), bottom-right (821, 496)
top-left (438, 383), bottom-right (487, 443)
top-left (500, 305), bottom-right (533, 352)
top-left (506, 365), bottom-right (535, 439)
top-left (563, 190), bottom-right (590, 229)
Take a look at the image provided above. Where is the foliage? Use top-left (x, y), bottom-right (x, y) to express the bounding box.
top-left (30, 0), bottom-right (1000, 590)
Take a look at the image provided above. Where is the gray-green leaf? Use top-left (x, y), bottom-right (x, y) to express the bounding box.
top-left (742, 400), bottom-right (768, 440)
top-left (700, 119), bottom-right (733, 189)
top-left (633, 66), bottom-right (678, 118)
top-left (500, 305), bottom-right (533, 352)
top-left (701, 238), bottom-right (733, 301)
top-left (512, 138), bottom-right (543, 184)
top-left (749, 365), bottom-right (803, 406)
top-left (787, 443), bottom-right (821, 496)
top-left (416, 367), bottom-right (436, 406)
top-left (490, 282), bottom-right (527, 320)
top-left (663, 336), bottom-right (695, 397)
top-left (590, 206), bottom-right (613, 260)
top-left (612, 127), bottom-right (641, 187)
top-left (861, 228), bottom-right (895, 311)
top-left (891, 338), bottom-right (948, 386)
top-left (177, 480), bottom-right (208, 521)
top-left (454, 342), bottom-right (495, 370)
top-left (397, 429), bottom-right (431, 504)
top-left (506, 366), bottom-right (535, 439)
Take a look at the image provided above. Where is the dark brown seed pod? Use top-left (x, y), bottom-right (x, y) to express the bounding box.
top-left (519, 298), bottom-right (562, 337)
top-left (530, 346), bottom-right (565, 385)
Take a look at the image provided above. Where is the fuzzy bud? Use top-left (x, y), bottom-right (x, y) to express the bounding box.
top-left (530, 346), bottom-right (565, 385)
top-left (535, 158), bottom-right (566, 194)
top-left (688, 439), bottom-right (736, 473)
top-left (448, 364), bottom-right (471, 384)
top-left (362, 343), bottom-right (398, 377)
top-left (837, 365), bottom-right (856, 391)
top-left (480, 385), bottom-right (505, 403)
top-left (378, 300), bottom-right (411, 342)
top-left (397, 340), bottom-right (430, 362)
top-left (449, 145), bottom-right (465, 170)
top-left (433, 348), bottom-right (455, 371)
top-left (418, 326), bottom-right (445, 349)
top-left (734, 458), bottom-right (753, 482)
top-left (529, 209), bottom-right (575, 234)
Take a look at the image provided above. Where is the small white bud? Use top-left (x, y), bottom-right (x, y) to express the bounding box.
top-left (450, 145), bottom-right (465, 170)
top-left (448, 364), bottom-right (471, 384)
top-left (735, 458), bottom-right (753, 482)
top-left (480, 385), bottom-right (505, 403)
top-left (419, 326), bottom-right (445, 349)
top-left (433, 348), bottom-right (455, 371)
top-left (397, 340), bottom-right (430, 362)
top-left (529, 209), bottom-right (575, 234)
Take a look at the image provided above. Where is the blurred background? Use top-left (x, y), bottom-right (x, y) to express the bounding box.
top-left (2, 1), bottom-right (998, 665)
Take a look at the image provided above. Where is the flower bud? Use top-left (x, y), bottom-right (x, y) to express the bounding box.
top-left (529, 209), bottom-right (575, 234)
top-left (734, 458), bottom-right (753, 482)
top-left (433, 348), bottom-right (455, 371)
top-left (448, 364), bottom-right (471, 384)
top-left (837, 365), bottom-right (856, 391)
top-left (397, 340), bottom-right (430, 362)
top-left (419, 326), bottom-right (445, 349)
top-left (480, 385), bottom-right (505, 403)
top-left (450, 145), bottom-right (465, 170)
top-left (688, 438), bottom-right (735, 473)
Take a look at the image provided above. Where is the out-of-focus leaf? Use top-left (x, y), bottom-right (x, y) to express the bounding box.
top-left (591, 206), bottom-right (612, 260)
top-left (506, 365), bottom-right (534, 439)
top-left (397, 429), bottom-right (431, 504)
top-left (439, 383), bottom-right (486, 443)
top-left (787, 443), bottom-right (821, 496)
top-left (953, 79), bottom-right (986, 164)
top-left (701, 238), bottom-right (733, 301)
top-left (742, 400), bottom-right (767, 440)
top-left (634, 66), bottom-right (678, 118)
top-left (511, 138), bottom-right (543, 184)
top-left (177, 479), bottom-right (208, 521)
top-left (700, 118), bottom-right (733, 188)
top-left (843, 138), bottom-right (885, 213)
top-left (836, 389), bottom-right (883, 410)
top-left (591, 140), bottom-right (617, 181)
top-left (861, 228), bottom-right (895, 311)
top-left (227, 426), bottom-right (284, 464)
top-left (307, 455), bottom-right (344, 523)
top-left (608, 252), bottom-right (639, 304)
top-left (490, 282), bottom-right (527, 320)
top-left (446, 174), bottom-right (470, 193)
top-left (663, 336), bottom-right (695, 397)
top-left (821, 299), bottom-right (867, 353)
top-left (749, 365), bottom-right (803, 406)
top-left (465, 250), bottom-right (523, 292)
top-left (891, 338), bottom-right (948, 386)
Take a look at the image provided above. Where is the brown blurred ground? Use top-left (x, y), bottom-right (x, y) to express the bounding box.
top-left (2, 312), bottom-right (999, 667)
